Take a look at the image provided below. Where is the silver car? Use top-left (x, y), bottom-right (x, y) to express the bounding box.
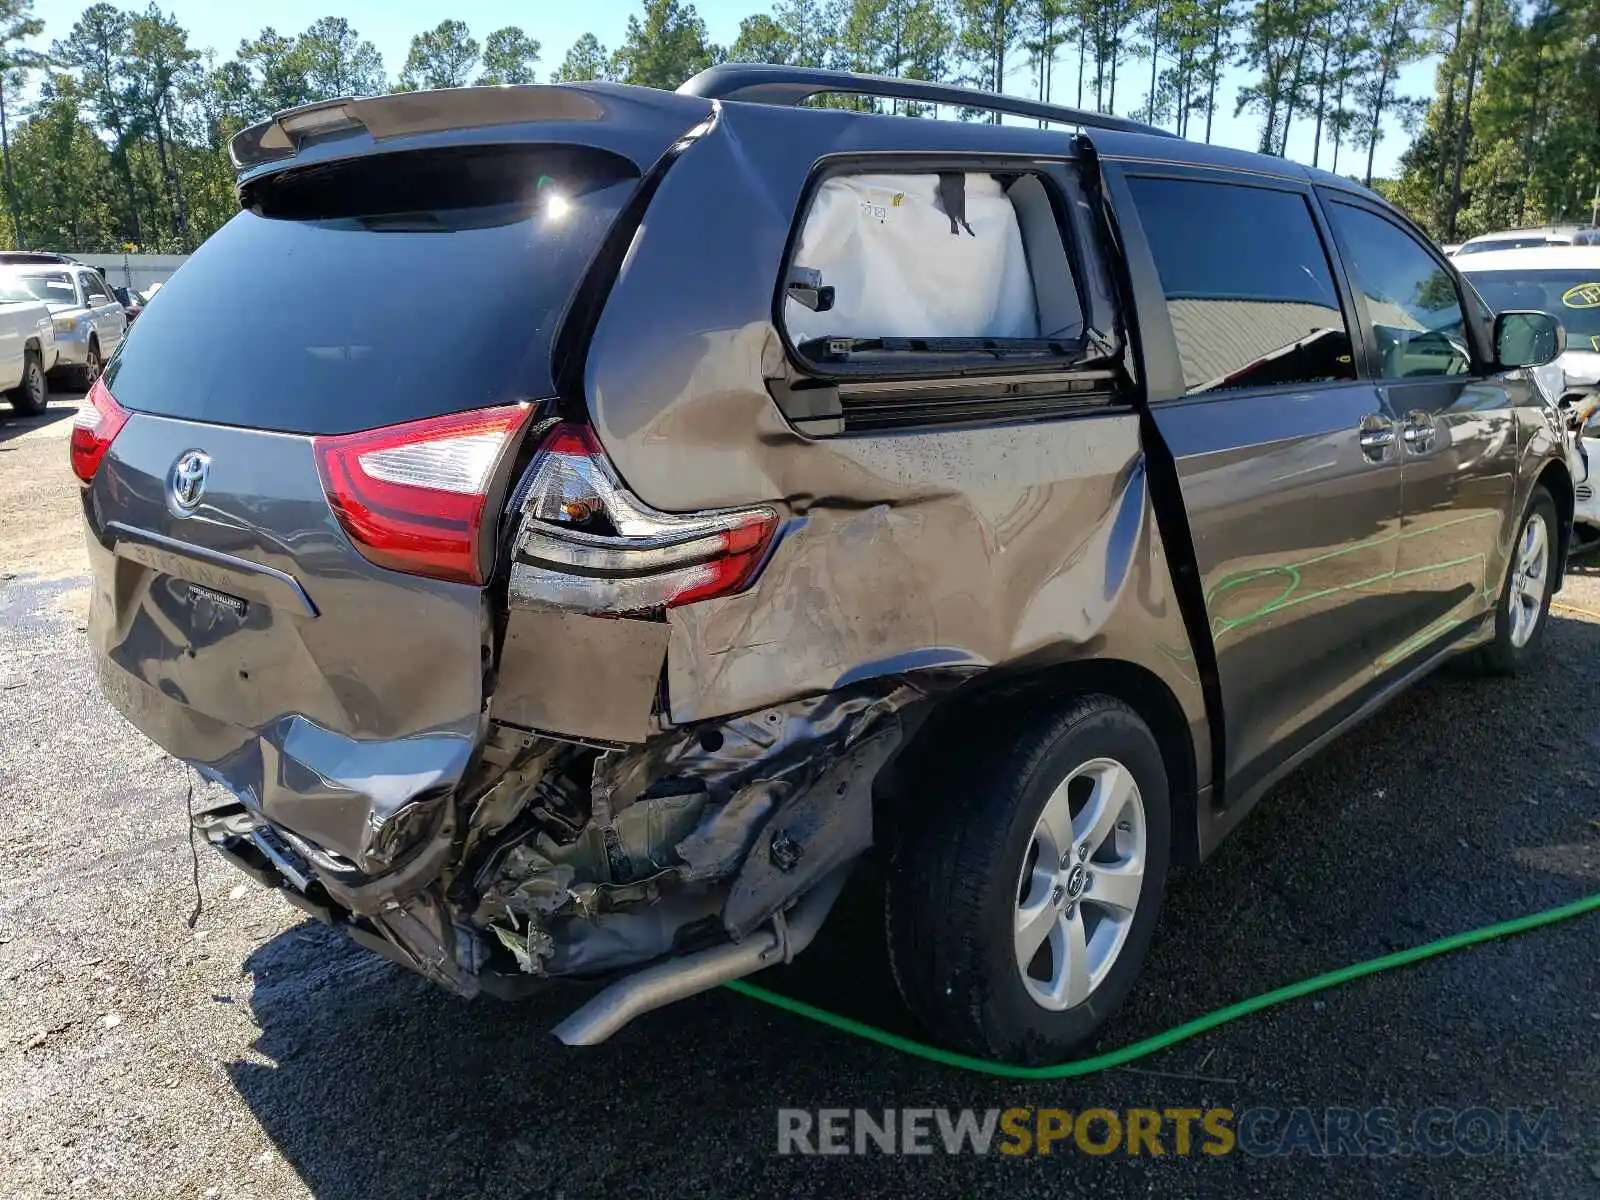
top-left (8, 264), bottom-right (125, 388)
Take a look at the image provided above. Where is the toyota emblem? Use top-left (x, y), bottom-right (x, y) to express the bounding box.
top-left (169, 450), bottom-right (211, 515)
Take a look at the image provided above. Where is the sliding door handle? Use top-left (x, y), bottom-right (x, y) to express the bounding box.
top-left (1401, 410), bottom-right (1436, 452)
top-left (1358, 413), bottom-right (1395, 457)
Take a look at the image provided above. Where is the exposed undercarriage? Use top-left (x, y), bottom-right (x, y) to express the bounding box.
top-left (194, 679), bottom-right (929, 1036)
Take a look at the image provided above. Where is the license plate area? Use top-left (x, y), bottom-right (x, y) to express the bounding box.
top-left (107, 521), bottom-right (318, 617)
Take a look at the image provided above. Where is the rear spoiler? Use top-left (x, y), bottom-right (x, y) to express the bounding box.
top-left (229, 83), bottom-right (715, 175)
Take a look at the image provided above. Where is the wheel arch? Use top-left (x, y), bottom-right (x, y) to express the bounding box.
top-left (1534, 457), bottom-right (1574, 587)
top-left (877, 658), bottom-right (1203, 865)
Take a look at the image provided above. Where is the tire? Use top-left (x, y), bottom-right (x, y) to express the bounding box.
top-left (1470, 486), bottom-right (1557, 676)
top-left (6, 349), bottom-right (47, 416)
top-left (77, 339), bottom-right (102, 391)
top-left (885, 694), bottom-right (1171, 1064)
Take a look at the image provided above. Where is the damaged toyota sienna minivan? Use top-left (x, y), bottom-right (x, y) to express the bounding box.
top-left (76, 65), bottom-right (1576, 1063)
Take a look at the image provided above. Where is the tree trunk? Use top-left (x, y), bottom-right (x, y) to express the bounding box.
top-left (1205, 0), bottom-right (1222, 142)
top-left (151, 115), bottom-right (172, 218)
top-left (1445, 0), bottom-right (1486, 241)
top-left (1037, 14), bottom-right (1048, 102)
top-left (1147, 0), bottom-right (1160, 123)
top-left (1435, 0), bottom-right (1465, 204)
top-left (114, 142), bottom-right (142, 245)
top-left (1311, 22), bottom-right (1332, 167)
top-left (1258, 0), bottom-right (1278, 153)
top-left (1108, 17), bottom-right (1120, 112)
top-left (1363, 8), bottom-right (1402, 187)
top-left (1364, 60), bottom-right (1393, 188)
top-left (1329, 38), bottom-right (1351, 173)
top-left (993, 6), bottom-right (1004, 117)
top-left (1047, 14), bottom-right (1058, 101)
top-left (165, 98), bottom-right (190, 248)
top-left (1176, 43), bottom-right (1189, 134)
top-left (1094, 13), bottom-right (1106, 110)
top-left (1515, 41), bottom-right (1550, 221)
top-left (0, 75), bottom-right (21, 249)
top-left (1279, 26), bottom-right (1310, 157)
top-left (1076, 24), bottom-right (1086, 107)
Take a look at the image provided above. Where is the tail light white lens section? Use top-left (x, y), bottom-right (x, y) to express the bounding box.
top-left (314, 404), bottom-right (532, 585)
top-left (510, 423), bottom-right (778, 613)
top-left (70, 378), bottom-right (131, 483)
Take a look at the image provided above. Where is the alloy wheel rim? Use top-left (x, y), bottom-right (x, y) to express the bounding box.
top-left (1014, 757), bottom-right (1146, 1012)
top-left (85, 348), bottom-right (100, 384)
top-left (1508, 511), bottom-right (1549, 649)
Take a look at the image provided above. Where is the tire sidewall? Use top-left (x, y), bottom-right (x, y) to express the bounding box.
top-left (26, 356), bottom-right (43, 405)
top-left (1492, 488), bottom-right (1558, 670)
top-left (10, 351), bottom-right (46, 416)
top-left (974, 707), bottom-right (1171, 1059)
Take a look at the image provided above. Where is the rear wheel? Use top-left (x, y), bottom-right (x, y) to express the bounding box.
top-left (885, 694), bottom-right (1171, 1063)
top-left (1471, 486), bottom-right (1557, 676)
top-left (7, 349), bottom-right (47, 416)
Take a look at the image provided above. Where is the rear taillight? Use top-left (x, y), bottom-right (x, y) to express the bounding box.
top-left (511, 423), bottom-right (778, 612)
top-left (314, 404), bottom-right (533, 585)
top-left (70, 378), bottom-right (130, 483)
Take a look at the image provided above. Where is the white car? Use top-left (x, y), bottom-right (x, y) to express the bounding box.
top-left (5, 263), bottom-right (127, 390)
top-left (1458, 245), bottom-right (1600, 546)
top-left (0, 277), bottom-right (58, 416)
top-left (1451, 226), bottom-right (1600, 258)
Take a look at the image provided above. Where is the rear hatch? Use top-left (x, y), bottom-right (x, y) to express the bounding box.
top-left (78, 86), bottom-right (709, 873)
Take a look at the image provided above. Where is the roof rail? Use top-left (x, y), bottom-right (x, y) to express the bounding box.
top-left (678, 64), bottom-right (1178, 139)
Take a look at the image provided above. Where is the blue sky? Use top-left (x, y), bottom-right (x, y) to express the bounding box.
top-left (32, 0), bottom-right (1434, 177)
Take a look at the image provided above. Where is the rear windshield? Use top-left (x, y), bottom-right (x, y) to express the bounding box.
top-left (104, 144), bottom-right (639, 435)
top-left (8, 271), bottom-right (78, 304)
top-left (1463, 269), bottom-right (1600, 348)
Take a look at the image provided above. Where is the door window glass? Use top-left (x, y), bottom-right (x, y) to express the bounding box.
top-left (1327, 203), bottom-right (1471, 379)
top-left (1128, 176), bottom-right (1355, 394)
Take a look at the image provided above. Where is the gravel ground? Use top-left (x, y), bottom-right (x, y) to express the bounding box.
top-left (2, 392), bottom-right (1599, 1198)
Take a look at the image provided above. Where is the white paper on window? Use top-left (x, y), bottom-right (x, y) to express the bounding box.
top-left (785, 173), bottom-right (1039, 344)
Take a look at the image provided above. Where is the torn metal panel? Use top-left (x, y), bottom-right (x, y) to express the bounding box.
top-left (493, 609), bottom-right (669, 743)
top-left (674, 780), bottom-right (785, 882)
top-left (590, 680), bottom-right (923, 823)
top-left (313, 798), bottom-right (458, 916)
top-left (545, 889), bottom-right (723, 975)
top-left (193, 677), bottom-right (928, 998)
top-left (465, 682), bottom-right (925, 979)
top-left (367, 888), bottom-right (481, 994)
top-left (722, 720), bottom-right (899, 937)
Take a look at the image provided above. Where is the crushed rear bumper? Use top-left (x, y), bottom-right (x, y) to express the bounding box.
top-left (177, 679), bottom-right (932, 1031)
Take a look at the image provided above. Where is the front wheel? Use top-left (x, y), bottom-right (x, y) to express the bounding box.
top-left (7, 350), bottom-right (47, 416)
top-left (1470, 485), bottom-right (1558, 676)
top-left (885, 694), bottom-right (1171, 1064)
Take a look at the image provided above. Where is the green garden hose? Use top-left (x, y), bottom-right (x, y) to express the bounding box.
top-left (725, 889), bottom-right (1600, 1080)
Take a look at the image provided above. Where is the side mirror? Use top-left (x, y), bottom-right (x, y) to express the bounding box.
top-left (1494, 310), bottom-right (1565, 369)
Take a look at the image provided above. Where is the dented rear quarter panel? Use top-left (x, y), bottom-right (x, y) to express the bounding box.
top-left (581, 102), bottom-right (1210, 785)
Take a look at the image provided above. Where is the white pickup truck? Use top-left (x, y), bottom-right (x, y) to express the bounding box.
top-left (0, 286), bottom-right (57, 416)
